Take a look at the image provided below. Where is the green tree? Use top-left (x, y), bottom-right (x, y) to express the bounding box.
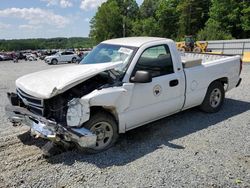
top-left (177, 0), bottom-right (211, 37)
top-left (197, 20), bottom-right (233, 40)
top-left (241, 0), bottom-right (250, 38)
top-left (139, 0), bottom-right (160, 18)
top-left (156, 0), bottom-right (179, 38)
top-left (89, 1), bottom-right (123, 43)
top-left (90, 0), bottom-right (139, 42)
top-left (132, 17), bottom-right (160, 36)
top-left (201, 0), bottom-right (249, 39)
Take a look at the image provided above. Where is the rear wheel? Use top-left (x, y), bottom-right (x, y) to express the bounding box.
top-left (200, 81), bottom-right (225, 113)
top-left (82, 112), bottom-right (118, 153)
top-left (193, 47), bottom-right (202, 53)
top-left (71, 57), bottom-right (77, 63)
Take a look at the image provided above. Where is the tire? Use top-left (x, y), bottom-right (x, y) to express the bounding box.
top-left (193, 47), bottom-right (202, 53)
top-left (82, 112), bottom-right (118, 154)
top-left (51, 59), bottom-right (58, 65)
top-left (200, 81), bottom-right (225, 113)
top-left (71, 57), bottom-right (77, 63)
top-left (178, 48), bottom-right (186, 53)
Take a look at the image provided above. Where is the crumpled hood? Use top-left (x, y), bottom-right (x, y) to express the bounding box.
top-left (16, 62), bottom-right (123, 99)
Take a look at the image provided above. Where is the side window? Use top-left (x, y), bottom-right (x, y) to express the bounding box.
top-left (134, 45), bottom-right (174, 78)
top-left (65, 52), bottom-right (72, 55)
top-left (61, 52), bottom-right (66, 55)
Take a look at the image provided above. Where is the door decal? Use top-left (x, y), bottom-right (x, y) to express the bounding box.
top-left (153, 85), bottom-right (162, 96)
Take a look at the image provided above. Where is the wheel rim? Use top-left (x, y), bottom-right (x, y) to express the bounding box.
top-left (52, 60), bottom-right (57, 64)
top-left (209, 88), bottom-right (222, 108)
top-left (90, 121), bottom-right (113, 150)
top-left (72, 58), bottom-right (76, 63)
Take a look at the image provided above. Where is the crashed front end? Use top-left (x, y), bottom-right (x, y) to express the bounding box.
top-left (5, 89), bottom-right (97, 148)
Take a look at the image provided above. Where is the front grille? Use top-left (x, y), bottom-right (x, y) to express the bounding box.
top-left (16, 88), bottom-right (44, 116)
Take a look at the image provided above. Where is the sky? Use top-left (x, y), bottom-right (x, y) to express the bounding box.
top-left (0, 0), bottom-right (143, 39)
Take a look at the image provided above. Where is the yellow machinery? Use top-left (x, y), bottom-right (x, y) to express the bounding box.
top-left (176, 36), bottom-right (208, 53)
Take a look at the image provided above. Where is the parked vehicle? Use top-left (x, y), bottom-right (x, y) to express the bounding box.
top-left (5, 37), bottom-right (242, 153)
top-left (39, 51), bottom-right (57, 60)
top-left (0, 53), bottom-right (13, 61)
top-left (0, 54), bottom-right (4, 61)
top-left (17, 52), bottom-right (26, 60)
top-left (44, 51), bottom-right (78, 65)
top-left (76, 51), bottom-right (91, 63)
top-left (24, 53), bottom-right (37, 61)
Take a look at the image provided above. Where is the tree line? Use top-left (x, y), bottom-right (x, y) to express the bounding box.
top-left (0, 37), bottom-right (94, 51)
top-left (90, 0), bottom-right (250, 43)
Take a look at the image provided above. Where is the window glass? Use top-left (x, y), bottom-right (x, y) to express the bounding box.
top-left (134, 45), bottom-right (174, 77)
top-left (80, 43), bottom-right (137, 79)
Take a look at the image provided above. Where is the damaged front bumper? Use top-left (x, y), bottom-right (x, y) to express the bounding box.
top-left (5, 105), bottom-right (97, 148)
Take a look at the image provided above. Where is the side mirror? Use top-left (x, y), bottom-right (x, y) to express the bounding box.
top-left (130, 70), bottom-right (152, 83)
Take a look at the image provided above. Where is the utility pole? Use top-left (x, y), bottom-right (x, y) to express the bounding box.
top-left (123, 0), bottom-right (126, 37)
top-left (123, 16), bottom-right (126, 37)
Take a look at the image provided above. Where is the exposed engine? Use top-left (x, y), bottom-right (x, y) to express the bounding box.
top-left (10, 71), bottom-right (119, 127)
top-left (44, 72), bottom-right (115, 125)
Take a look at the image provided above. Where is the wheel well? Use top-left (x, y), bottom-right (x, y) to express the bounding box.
top-left (209, 77), bottom-right (228, 91)
top-left (215, 77), bottom-right (228, 86)
top-left (90, 106), bottom-right (119, 124)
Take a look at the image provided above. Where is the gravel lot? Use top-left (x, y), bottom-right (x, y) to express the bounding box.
top-left (0, 60), bottom-right (249, 188)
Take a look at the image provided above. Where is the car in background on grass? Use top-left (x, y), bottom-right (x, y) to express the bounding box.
top-left (44, 51), bottom-right (78, 65)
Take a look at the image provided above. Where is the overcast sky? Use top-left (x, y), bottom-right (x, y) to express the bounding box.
top-left (0, 0), bottom-right (143, 39)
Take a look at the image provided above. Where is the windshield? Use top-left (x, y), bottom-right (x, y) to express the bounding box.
top-left (80, 43), bottom-right (137, 75)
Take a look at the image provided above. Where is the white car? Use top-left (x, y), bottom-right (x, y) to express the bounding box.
top-left (24, 53), bottom-right (37, 61)
top-left (44, 51), bottom-right (78, 64)
top-left (6, 37), bottom-right (242, 153)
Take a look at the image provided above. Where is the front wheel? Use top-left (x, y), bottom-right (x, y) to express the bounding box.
top-left (200, 81), bottom-right (225, 113)
top-left (51, 59), bottom-right (58, 65)
top-left (82, 112), bottom-right (118, 153)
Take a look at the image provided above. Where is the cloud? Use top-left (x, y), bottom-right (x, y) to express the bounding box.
top-left (0, 8), bottom-right (69, 28)
top-left (19, 25), bottom-right (42, 30)
top-left (60, 0), bottom-right (73, 8)
top-left (0, 22), bottom-right (11, 29)
top-left (80, 0), bottom-right (107, 10)
top-left (42, 0), bottom-right (73, 8)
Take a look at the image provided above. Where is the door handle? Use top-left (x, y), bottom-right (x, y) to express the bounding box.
top-left (169, 79), bottom-right (179, 87)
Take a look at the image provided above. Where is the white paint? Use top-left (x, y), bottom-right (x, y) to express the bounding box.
top-left (16, 61), bottom-right (123, 99)
top-left (44, 52), bottom-right (78, 64)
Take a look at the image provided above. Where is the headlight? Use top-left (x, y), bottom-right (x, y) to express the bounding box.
top-left (66, 98), bottom-right (90, 127)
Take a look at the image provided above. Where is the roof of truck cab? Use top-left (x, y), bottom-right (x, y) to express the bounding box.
top-left (102, 37), bottom-right (173, 47)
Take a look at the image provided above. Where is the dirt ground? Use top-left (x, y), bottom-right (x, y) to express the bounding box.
top-left (0, 60), bottom-right (249, 188)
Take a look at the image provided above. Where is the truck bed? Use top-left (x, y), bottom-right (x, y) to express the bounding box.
top-left (181, 52), bottom-right (235, 68)
top-left (180, 52), bottom-right (241, 110)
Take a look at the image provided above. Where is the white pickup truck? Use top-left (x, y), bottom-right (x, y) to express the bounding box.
top-left (6, 37), bottom-right (242, 153)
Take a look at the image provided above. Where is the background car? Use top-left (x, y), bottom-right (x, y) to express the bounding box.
top-left (44, 51), bottom-right (78, 65)
top-left (0, 53), bottom-right (13, 61)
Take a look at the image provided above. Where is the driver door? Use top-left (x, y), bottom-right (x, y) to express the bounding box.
top-left (124, 44), bottom-right (185, 130)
